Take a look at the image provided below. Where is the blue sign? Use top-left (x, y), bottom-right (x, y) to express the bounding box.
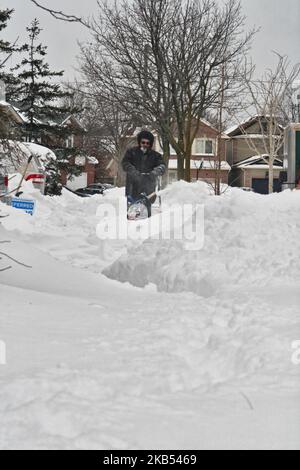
top-left (11, 198), bottom-right (36, 216)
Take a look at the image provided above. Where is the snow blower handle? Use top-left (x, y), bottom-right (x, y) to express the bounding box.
top-left (146, 191), bottom-right (157, 200)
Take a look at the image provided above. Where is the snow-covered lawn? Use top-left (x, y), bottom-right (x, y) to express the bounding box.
top-left (0, 182), bottom-right (299, 449)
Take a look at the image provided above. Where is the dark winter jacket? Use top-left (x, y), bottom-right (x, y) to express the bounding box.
top-left (122, 146), bottom-right (166, 200)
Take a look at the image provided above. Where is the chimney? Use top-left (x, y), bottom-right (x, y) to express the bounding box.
top-left (0, 80), bottom-right (6, 102)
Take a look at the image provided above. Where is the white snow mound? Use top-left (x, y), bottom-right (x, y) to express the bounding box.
top-left (104, 181), bottom-right (300, 296)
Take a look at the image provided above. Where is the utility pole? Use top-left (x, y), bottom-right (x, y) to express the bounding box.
top-left (292, 80), bottom-right (300, 122)
top-left (215, 64), bottom-right (225, 196)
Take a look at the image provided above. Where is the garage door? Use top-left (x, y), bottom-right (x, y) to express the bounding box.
top-left (67, 173), bottom-right (88, 191)
top-left (252, 178), bottom-right (281, 194)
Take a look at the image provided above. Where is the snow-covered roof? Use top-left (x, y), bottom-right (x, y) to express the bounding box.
top-left (10, 105), bottom-right (84, 129)
top-left (225, 116), bottom-right (255, 136)
top-left (130, 118), bottom-right (229, 141)
top-left (87, 156), bottom-right (98, 165)
top-left (225, 115), bottom-right (285, 137)
top-left (233, 155), bottom-right (283, 170)
top-left (12, 106), bottom-right (41, 125)
top-left (231, 134), bottom-right (281, 140)
top-left (199, 118), bottom-right (229, 138)
top-left (168, 159), bottom-right (231, 171)
top-left (0, 101), bottom-right (25, 124)
top-left (61, 115), bottom-right (86, 131)
top-left (23, 142), bottom-right (56, 163)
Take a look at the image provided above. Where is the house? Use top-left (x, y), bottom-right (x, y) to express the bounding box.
top-left (226, 115), bottom-right (284, 194)
top-left (163, 119), bottom-right (230, 184)
top-left (61, 154), bottom-right (99, 190)
top-left (81, 127), bottom-right (119, 186)
top-left (47, 114), bottom-right (99, 190)
top-left (0, 99), bottom-right (24, 140)
top-left (0, 95), bottom-right (100, 190)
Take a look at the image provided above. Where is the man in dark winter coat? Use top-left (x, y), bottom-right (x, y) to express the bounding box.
top-left (122, 130), bottom-right (166, 204)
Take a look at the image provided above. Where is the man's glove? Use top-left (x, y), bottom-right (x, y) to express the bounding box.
top-left (131, 169), bottom-right (142, 184)
top-left (151, 164), bottom-right (166, 178)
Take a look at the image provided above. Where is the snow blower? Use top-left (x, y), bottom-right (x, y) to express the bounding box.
top-left (127, 191), bottom-right (157, 221)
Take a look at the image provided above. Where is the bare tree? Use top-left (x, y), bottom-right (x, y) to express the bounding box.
top-left (233, 53), bottom-right (300, 194)
top-left (80, 0), bottom-right (175, 177)
top-left (192, 61), bottom-right (252, 195)
top-left (67, 75), bottom-right (138, 187)
top-left (31, 0), bottom-right (255, 183)
top-left (86, 0), bottom-right (255, 181)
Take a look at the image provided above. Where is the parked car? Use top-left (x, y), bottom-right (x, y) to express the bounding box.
top-left (87, 183), bottom-right (115, 192)
top-left (0, 141), bottom-right (54, 195)
top-left (64, 183), bottom-right (115, 198)
top-left (100, 183), bottom-right (115, 190)
top-left (74, 184), bottom-right (115, 198)
top-left (241, 187), bottom-right (255, 192)
top-left (74, 187), bottom-right (101, 197)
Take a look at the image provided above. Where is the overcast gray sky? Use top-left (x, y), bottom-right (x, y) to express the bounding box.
top-left (2, 0), bottom-right (300, 80)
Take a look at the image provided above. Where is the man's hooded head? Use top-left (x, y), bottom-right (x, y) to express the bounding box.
top-left (137, 130), bottom-right (155, 150)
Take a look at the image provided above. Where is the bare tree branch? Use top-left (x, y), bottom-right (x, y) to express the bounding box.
top-left (30, 0), bottom-right (90, 28)
top-left (231, 53), bottom-right (300, 193)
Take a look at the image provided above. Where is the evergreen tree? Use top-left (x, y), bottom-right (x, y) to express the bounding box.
top-left (0, 10), bottom-right (14, 137)
top-left (12, 18), bottom-right (78, 143)
top-left (45, 159), bottom-right (83, 196)
top-left (10, 18), bottom-right (85, 195)
top-left (0, 8), bottom-right (14, 75)
top-left (0, 8), bottom-right (25, 89)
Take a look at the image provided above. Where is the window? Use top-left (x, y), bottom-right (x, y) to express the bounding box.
top-left (193, 138), bottom-right (215, 155)
top-left (66, 134), bottom-right (74, 148)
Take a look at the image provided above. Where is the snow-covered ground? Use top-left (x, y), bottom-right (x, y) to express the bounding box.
top-left (0, 181), bottom-right (299, 450)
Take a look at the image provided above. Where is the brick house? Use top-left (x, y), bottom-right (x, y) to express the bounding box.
top-left (81, 128), bottom-right (118, 186)
top-left (0, 99), bottom-right (100, 190)
top-left (0, 99), bottom-right (24, 134)
top-left (50, 115), bottom-right (99, 190)
top-left (164, 119), bottom-right (230, 184)
top-left (226, 116), bottom-right (284, 193)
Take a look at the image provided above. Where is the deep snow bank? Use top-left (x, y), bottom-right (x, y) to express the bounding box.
top-left (104, 182), bottom-right (300, 296)
top-left (1, 181), bottom-right (300, 449)
top-left (0, 184), bottom-right (127, 272)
